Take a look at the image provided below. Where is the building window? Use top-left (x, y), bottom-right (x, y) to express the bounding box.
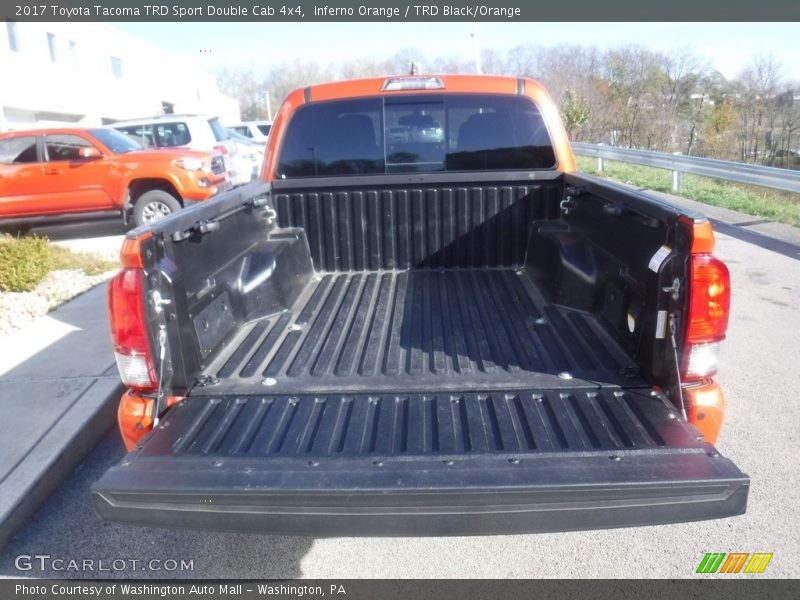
top-left (46, 32), bottom-right (57, 62)
top-left (6, 22), bottom-right (19, 52)
top-left (69, 40), bottom-right (78, 66)
top-left (110, 56), bottom-right (123, 78)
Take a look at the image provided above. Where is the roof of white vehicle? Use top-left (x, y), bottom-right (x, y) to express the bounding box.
top-left (113, 114), bottom-right (219, 126)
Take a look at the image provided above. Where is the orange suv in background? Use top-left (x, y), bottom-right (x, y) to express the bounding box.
top-left (0, 127), bottom-right (230, 229)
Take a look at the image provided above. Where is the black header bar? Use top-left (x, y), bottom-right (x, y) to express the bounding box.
top-left (1, 579), bottom-right (798, 600)
top-left (3, 0), bottom-right (800, 22)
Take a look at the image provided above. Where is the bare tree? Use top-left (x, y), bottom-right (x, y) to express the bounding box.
top-left (215, 45), bottom-right (798, 170)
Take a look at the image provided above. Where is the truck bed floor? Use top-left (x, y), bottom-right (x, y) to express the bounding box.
top-left (199, 269), bottom-right (642, 396)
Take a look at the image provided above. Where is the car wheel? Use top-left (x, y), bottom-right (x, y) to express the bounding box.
top-left (133, 191), bottom-right (181, 227)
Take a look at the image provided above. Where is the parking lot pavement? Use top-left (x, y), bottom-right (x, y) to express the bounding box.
top-left (1, 224), bottom-right (798, 578)
top-left (28, 218), bottom-right (127, 262)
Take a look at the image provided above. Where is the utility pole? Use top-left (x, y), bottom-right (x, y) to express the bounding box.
top-left (471, 24), bottom-right (482, 74)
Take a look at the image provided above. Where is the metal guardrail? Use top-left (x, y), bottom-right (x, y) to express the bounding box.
top-left (572, 142), bottom-right (800, 194)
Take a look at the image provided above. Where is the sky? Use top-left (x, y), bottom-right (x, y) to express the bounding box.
top-left (116, 22), bottom-right (800, 81)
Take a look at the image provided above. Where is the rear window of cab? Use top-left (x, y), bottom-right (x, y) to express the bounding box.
top-left (277, 94), bottom-right (555, 178)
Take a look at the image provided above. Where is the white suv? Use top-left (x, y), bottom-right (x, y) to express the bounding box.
top-left (113, 115), bottom-right (250, 186)
top-left (230, 120), bottom-right (272, 143)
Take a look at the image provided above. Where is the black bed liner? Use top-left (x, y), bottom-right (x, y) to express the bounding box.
top-left (133, 390), bottom-right (701, 459)
top-left (93, 173), bottom-right (751, 535)
top-left (199, 268), bottom-right (642, 396)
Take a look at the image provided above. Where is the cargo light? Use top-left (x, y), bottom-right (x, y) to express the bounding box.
top-left (680, 218), bottom-right (730, 380)
top-left (381, 76), bottom-right (445, 91)
top-left (108, 268), bottom-right (157, 391)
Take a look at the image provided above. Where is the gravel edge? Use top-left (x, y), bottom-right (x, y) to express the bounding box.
top-left (0, 269), bottom-right (116, 335)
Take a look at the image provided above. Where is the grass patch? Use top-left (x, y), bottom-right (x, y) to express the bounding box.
top-left (0, 235), bottom-right (117, 292)
top-left (50, 245), bottom-right (118, 275)
top-left (576, 156), bottom-right (800, 227)
top-left (0, 235), bottom-right (52, 292)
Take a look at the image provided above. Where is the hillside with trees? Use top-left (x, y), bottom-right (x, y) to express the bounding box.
top-left (218, 45), bottom-right (799, 169)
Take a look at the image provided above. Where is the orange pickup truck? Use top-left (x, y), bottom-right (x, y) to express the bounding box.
top-left (93, 75), bottom-right (748, 535)
top-left (0, 127), bottom-right (230, 229)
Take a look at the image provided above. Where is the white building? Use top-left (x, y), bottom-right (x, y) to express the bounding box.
top-left (0, 22), bottom-right (240, 131)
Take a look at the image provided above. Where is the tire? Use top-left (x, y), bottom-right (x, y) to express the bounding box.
top-left (132, 190), bottom-right (182, 227)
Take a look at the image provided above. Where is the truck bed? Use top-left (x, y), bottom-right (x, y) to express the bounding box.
top-left (94, 80), bottom-right (749, 535)
top-left (199, 268), bottom-right (643, 397)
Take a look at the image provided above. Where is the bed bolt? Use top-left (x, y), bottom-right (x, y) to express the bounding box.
top-left (261, 377), bottom-right (278, 386)
top-left (308, 460), bottom-right (320, 467)
top-left (442, 459), bottom-right (454, 466)
top-left (508, 458), bottom-right (520, 464)
top-left (667, 413), bottom-right (677, 420)
top-left (534, 317), bottom-right (547, 325)
top-left (372, 460), bottom-right (384, 467)
top-left (609, 455), bottom-right (622, 462)
top-left (212, 459), bottom-right (224, 467)
top-left (557, 371), bottom-right (573, 380)
top-left (289, 324), bottom-right (303, 331)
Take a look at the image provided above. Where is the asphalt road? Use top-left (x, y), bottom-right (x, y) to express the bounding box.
top-left (1, 219), bottom-right (799, 579)
top-left (27, 218), bottom-right (128, 261)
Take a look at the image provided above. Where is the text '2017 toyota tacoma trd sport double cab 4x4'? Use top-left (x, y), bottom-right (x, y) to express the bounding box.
top-left (93, 75), bottom-right (748, 535)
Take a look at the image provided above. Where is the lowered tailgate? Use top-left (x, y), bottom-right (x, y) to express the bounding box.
top-left (92, 389), bottom-right (748, 535)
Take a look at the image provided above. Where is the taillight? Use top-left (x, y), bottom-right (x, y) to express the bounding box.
top-left (687, 254), bottom-right (730, 343)
top-left (213, 143), bottom-right (229, 155)
top-left (108, 268), bottom-right (157, 391)
top-left (680, 220), bottom-right (731, 380)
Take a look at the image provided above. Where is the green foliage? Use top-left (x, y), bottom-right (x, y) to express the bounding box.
top-left (49, 246), bottom-right (118, 276)
top-left (576, 156), bottom-right (800, 227)
top-left (700, 101), bottom-right (737, 158)
top-left (0, 235), bottom-right (53, 292)
top-left (561, 90), bottom-right (591, 140)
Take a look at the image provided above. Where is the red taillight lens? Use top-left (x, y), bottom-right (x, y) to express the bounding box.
top-left (213, 144), bottom-right (229, 155)
top-left (687, 254), bottom-right (730, 343)
top-left (683, 253), bottom-right (730, 380)
top-left (108, 268), bottom-right (157, 391)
